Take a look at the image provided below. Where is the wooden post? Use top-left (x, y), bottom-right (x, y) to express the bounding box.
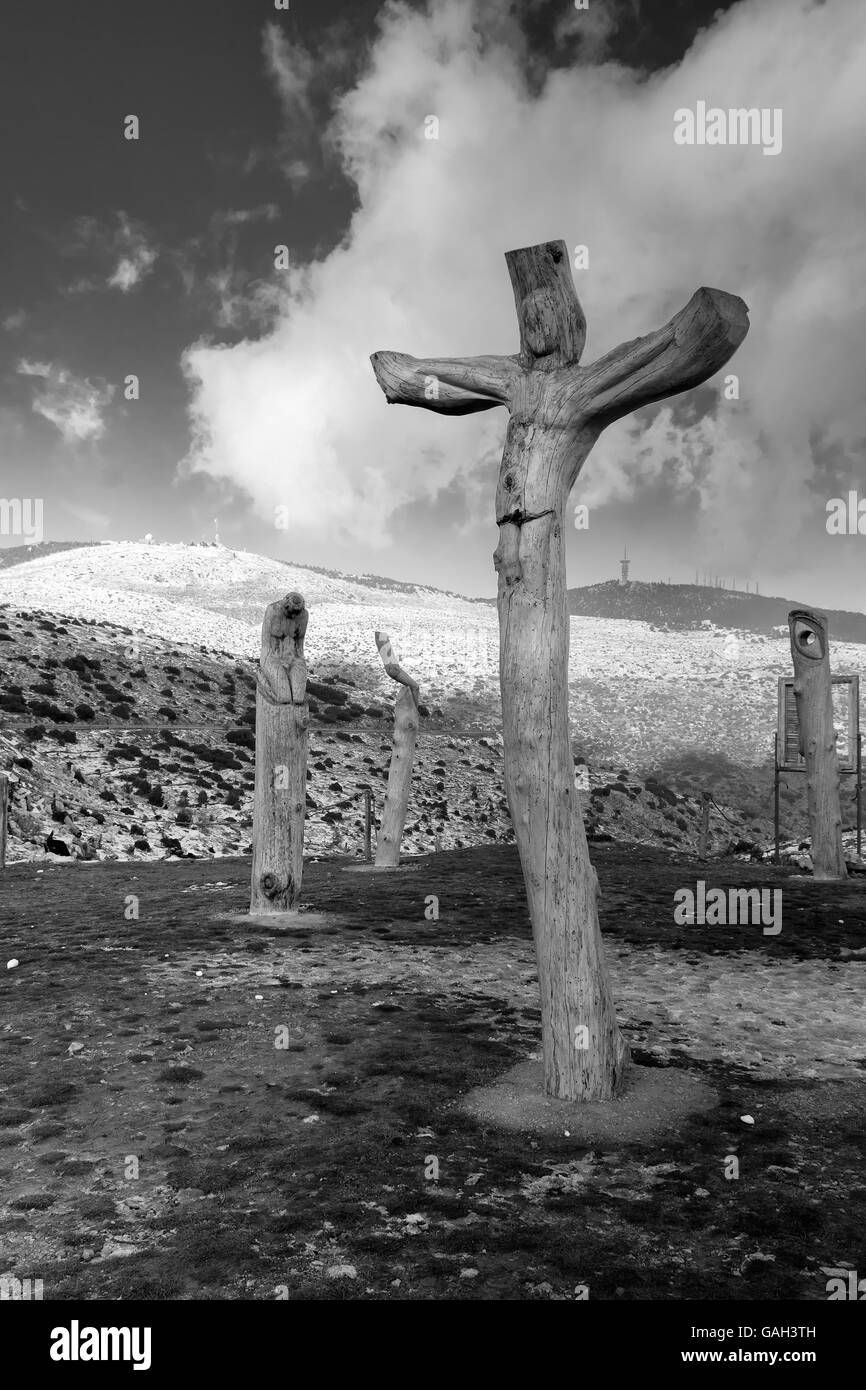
top-left (858, 733), bottom-right (862, 861)
top-left (363, 787), bottom-right (372, 862)
top-left (371, 238), bottom-right (748, 1100)
top-left (788, 608), bottom-right (847, 879)
top-left (374, 630), bottom-right (420, 867)
top-left (0, 773), bottom-right (8, 871)
top-left (773, 734), bottom-right (781, 865)
top-left (698, 791), bottom-right (710, 860)
top-left (250, 592), bottom-right (309, 913)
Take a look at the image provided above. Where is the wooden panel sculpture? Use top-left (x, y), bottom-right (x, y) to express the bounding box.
top-left (250, 592), bottom-right (309, 913)
top-left (371, 237), bottom-right (748, 1100)
top-left (788, 608), bottom-right (848, 880)
top-left (374, 629), bottom-right (420, 867)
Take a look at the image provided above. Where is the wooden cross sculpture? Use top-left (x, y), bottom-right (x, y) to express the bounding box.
top-left (372, 239), bottom-right (748, 1101)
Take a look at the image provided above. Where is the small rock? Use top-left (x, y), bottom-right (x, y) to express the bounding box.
top-left (740, 1115), bottom-right (755, 1125)
top-left (460, 1268), bottom-right (479, 1279)
top-left (6, 959), bottom-right (19, 970)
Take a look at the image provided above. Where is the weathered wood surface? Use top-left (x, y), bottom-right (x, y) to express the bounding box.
top-left (789, 608), bottom-right (848, 880)
top-left (250, 593), bottom-right (309, 913)
top-left (0, 772), bottom-right (8, 870)
top-left (371, 238), bottom-right (748, 1100)
top-left (374, 630), bottom-right (420, 867)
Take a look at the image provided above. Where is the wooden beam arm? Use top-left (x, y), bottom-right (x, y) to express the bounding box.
top-left (370, 350), bottom-right (515, 415)
top-left (375, 629), bottom-right (420, 705)
top-left (580, 287), bottom-right (749, 426)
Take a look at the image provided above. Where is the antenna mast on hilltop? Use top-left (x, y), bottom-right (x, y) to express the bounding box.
top-left (619, 545), bottom-right (630, 587)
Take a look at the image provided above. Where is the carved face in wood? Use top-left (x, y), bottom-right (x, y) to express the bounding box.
top-left (789, 610), bottom-right (828, 663)
top-left (282, 591), bottom-right (305, 618)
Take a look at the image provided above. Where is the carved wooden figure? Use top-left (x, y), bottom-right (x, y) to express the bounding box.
top-left (250, 592), bottom-right (309, 913)
top-left (788, 608), bottom-right (848, 880)
top-left (374, 629), bottom-right (420, 867)
top-left (372, 238), bottom-right (748, 1100)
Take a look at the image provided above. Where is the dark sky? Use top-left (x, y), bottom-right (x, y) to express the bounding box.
top-left (2, 0), bottom-right (863, 609)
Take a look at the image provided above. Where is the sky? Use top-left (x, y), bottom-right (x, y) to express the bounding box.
top-left (1, 0), bottom-right (865, 607)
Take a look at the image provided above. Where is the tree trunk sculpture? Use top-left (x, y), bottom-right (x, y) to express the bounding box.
top-left (788, 608), bottom-right (848, 880)
top-left (371, 238), bottom-right (748, 1100)
top-left (250, 592), bottom-right (309, 913)
top-left (374, 629), bottom-right (420, 867)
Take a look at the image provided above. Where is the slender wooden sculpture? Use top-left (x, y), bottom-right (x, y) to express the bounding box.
top-left (371, 238), bottom-right (748, 1100)
top-left (788, 608), bottom-right (847, 880)
top-left (374, 629), bottom-right (420, 867)
top-left (250, 592), bottom-right (309, 913)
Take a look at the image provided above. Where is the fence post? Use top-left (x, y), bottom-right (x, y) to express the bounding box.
top-left (773, 733), bottom-right (781, 865)
top-left (363, 787), bottom-right (372, 863)
top-left (698, 790), bottom-right (710, 861)
top-left (0, 773), bottom-right (8, 870)
top-left (858, 733), bottom-right (863, 861)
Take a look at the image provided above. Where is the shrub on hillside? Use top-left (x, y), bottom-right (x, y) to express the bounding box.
top-left (320, 705), bottom-right (356, 723)
top-left (74, 703), bottom-right (96, 721)
top-left (184, 742), bottom-right (242, 771)
top-left (47, 728), bottom-right (77, 744)
top-left (112, 744), bottom-right (142, 760)
top-left (63, 653), bottom-right (101, 675)
top-left (226, 728), bottom-right (255, 750)
top-left (0, 692), bottom-right (28, 714)
top-left (29, 699), bottom-right (74, 723)
top-left (307, 680), bottom-right (347, 705)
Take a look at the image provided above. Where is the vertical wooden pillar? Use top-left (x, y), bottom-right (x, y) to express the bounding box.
top-left (363, 787), bottom-right (372, 862)
top-left (788, 608), bottom-right (847, 880)
top-left (374, 630), bottom-right (420, 868)
top-left (250, 593), bottom-right (309, 913)
top-left (0, 773), bottom-right (9, 871)
top-left (698, 791), bottom-right (710, 860)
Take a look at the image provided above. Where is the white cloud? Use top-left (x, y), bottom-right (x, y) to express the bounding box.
top-left (17, 359), bottom-right (115, 443)
top-left (180, 0), bottom-right (866, 578)
top-left (67, 211), bottom-right (157, 294)
top-left (106, 213), bottom-right (158, 292)
top-left (263, 23), bottom-right (315, 122)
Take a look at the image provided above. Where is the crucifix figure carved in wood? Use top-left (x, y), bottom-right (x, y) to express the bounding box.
top-left (371, 239), bottom-right (749, 1100)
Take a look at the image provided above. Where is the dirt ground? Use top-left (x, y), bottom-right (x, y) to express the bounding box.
top-left (1, 843), bottom-right (864, 1301)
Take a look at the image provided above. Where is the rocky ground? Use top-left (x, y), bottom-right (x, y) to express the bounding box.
top-left (1, 845), bottom-right (863, 1301)
top-left (2, 540), bottom-right (862, 868)
top-left (0, 599), bottom-right (768, 869)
